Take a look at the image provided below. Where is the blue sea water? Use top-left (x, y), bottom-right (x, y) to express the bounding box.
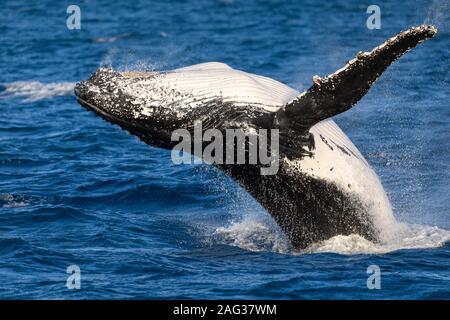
top-left (0, 0), bottom-right (449, 299)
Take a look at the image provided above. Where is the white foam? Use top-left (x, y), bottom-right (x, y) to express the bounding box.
top-left (306, 223), bottom-right (450, 255)
top-left (0, 81), bottom-right (75, 102)
top-left (214, 211), bottom-right (450, 255)
top-left (0, 193), bottom-right (29, 208)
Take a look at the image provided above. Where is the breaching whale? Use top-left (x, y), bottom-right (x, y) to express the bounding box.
top-left (75, 25), bottom-right (436, 249)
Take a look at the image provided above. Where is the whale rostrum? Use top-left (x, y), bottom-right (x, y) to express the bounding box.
top-left (75, 25), bottom-right (437, 249)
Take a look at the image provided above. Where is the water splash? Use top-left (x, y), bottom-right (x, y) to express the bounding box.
top-left (214, 215), bottom-right (291, 253)
top-left (306, 224), bottom-right (450, 255)
top-left (0, 193), bottom-right (29, 208)
top-left (424, 0), bottom-right (449, 30)
top-left (214, 210), bottom-right (450, 255)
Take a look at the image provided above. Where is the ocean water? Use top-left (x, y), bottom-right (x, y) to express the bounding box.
top-left (0, 0), bottom-right (449, 299)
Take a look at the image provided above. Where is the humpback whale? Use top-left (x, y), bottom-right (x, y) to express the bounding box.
top-left (74, 25), bottom-right (436, 249)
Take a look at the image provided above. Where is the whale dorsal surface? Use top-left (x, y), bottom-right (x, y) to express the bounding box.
top-left (75, 25), bottom-right (437, 249)
top-left (120, 61), bottom-right (298, 114)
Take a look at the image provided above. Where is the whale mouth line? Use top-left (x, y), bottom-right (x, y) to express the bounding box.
top-left (75, 95), bottom-right (161, 141)
top-left (76, 95), bottom-right (132, 129)
top-left (76, 94), bottom-right (177, 148)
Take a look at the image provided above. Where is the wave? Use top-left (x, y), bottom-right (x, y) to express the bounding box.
top-left (93, 32), bottom-right (133, 43)
top-left (0, 81), bottom-right (75, 102)
top-left (214, 214), bottom-right (450, 255)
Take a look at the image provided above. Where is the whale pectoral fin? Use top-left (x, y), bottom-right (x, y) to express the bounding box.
top-left (276, 25), bottom-right (437, 134)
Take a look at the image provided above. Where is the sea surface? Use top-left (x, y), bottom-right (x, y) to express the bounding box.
top-left (0, 0), bottom-right (449, 299)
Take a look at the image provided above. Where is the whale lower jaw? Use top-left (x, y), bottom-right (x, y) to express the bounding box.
top-left (76, 95), bottom-right (175, 148)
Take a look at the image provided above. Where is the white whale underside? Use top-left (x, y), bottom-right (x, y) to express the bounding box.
top-left (119, 62), bottom-right (398, 241)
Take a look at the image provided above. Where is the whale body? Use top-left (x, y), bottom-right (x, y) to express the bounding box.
top-left (75, 25), bottom-right (436, 249)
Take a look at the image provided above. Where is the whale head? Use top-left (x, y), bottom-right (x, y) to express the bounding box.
top-left (74, 68), bottom-right (187, 148)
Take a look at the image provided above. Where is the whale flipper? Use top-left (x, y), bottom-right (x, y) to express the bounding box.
top-left (275, 25), bottom-right (437, 140)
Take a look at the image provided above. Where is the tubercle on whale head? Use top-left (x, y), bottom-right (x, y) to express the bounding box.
top-left (74, 68), bottom-right (123, 109)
